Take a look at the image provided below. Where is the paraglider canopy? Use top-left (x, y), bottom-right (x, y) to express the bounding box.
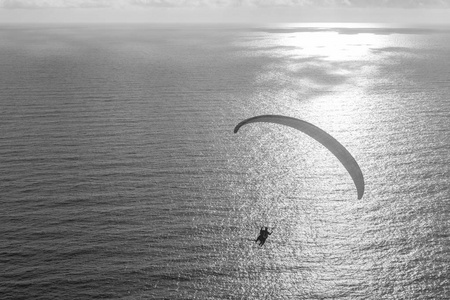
top-left (234, 115), bottom-right (364, 199)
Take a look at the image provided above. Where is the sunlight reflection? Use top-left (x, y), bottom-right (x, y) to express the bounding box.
top-left (232, 24), bottom-right (433, 298)
top-left (278, 31), bottom-right (381, 62)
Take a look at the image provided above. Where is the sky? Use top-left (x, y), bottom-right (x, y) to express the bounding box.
top-left (0, 0), bottom-right (449, 24)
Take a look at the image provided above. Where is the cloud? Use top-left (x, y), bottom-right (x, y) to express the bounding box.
top-left (0, 0), bottom-right (119, 9)
top-left (344, 0), bottom-right (450, 8)
top-left (1, 0), bottom-right (449, 9)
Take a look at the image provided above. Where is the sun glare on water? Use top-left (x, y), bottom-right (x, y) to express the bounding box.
top-left (276, 23), bottom-right (383, 61)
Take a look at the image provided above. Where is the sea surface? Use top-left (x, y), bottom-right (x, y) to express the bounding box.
top-left (0, 23), bottom-right (449, 299)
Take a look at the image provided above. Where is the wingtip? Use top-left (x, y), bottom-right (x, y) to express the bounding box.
top-left (233, 123), bottom-right (242, 134)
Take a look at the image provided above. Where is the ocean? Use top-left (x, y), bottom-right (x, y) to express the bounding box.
top-left (0, 23), bottom-right (449, 299)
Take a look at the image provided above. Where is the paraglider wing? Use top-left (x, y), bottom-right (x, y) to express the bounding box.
top-left (234, 115), bottom-right (364, 199)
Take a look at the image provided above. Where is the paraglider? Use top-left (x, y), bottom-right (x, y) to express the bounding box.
top-left (234, 115), bottom-right (364, 199)
top-left (255, 227), bottom-right (273, 246)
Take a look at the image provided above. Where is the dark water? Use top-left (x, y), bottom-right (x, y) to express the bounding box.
top-left (0, 24), bottom-right (449, 299)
